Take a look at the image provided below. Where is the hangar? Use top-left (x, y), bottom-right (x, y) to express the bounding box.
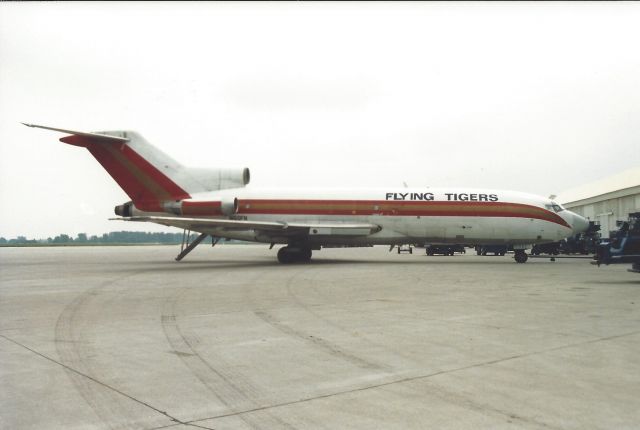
top-left (558, 167), bottom-right (640, 238)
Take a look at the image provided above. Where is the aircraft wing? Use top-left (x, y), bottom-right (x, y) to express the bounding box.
top-left (113, 216), bottom-right (381, 236)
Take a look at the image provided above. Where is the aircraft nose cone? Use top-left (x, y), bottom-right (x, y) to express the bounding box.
top-left (572, 213), bottom-right (589, 234)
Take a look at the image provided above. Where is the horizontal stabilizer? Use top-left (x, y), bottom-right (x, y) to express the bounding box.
top-left (22, 123), bottom-right (129, 142)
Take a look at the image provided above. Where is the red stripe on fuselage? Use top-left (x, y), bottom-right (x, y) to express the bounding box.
top-left (236, 199), bottom-right (571, 228)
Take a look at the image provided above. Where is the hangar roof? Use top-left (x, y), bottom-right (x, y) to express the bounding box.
top-left (557, 167), bottom-right (640, 205)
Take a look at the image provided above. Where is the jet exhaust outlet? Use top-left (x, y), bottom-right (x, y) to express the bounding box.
top-left (221, 197), bottom-right (239, 216)
top-left (114, 202), bottom-right (133, 217)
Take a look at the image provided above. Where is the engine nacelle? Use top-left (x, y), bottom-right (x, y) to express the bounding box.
top-left (114, 201), bottom-right (133, 217)
top-left (117, 198), bottom-right (238, 217)
top-left (115, 201), bottom-right (160, 217)
top-left (177, 197), bottom-right (238, 217)
top-left (220, 196), bottom-right (238, 216)
top-left (186, 167), bottom-right (250, 191)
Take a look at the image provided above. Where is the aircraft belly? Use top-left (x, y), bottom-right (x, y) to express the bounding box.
top-left (389, 216), bottom-right (565, 244)
top-left (200, 214), bottom-right (569, 246)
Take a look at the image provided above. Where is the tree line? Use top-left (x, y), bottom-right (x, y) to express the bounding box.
top-left (0, 231), bottom-right (201, 245)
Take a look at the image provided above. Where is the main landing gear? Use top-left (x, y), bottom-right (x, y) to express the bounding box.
top-left (277, 246), bottom-right (312, 264)
top-left (514, 249), bottom-right (529, 264)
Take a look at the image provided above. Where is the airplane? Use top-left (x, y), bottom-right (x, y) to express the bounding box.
top-left (24, 123), bottom-right (590, 264)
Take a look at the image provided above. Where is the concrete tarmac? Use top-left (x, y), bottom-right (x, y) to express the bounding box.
top-left (1, 245), bottom-right (639, 430)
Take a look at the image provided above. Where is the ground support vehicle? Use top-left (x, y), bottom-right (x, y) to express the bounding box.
top-left (531, 242), bottom-right (560, 256)
top-left (397, 244), bottom-right (413, 254)
top-left (475, 245), bottom-right (508, 256)
top-left (593, 212), bottom-right (640, 272)
top-left (426, 245), bottom-right (465, 256)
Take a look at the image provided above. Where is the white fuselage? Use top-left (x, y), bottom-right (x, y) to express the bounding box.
top-left (25, 124), bottom-right (589, 252)
top-left (139, 187), bottom-right (586, 247)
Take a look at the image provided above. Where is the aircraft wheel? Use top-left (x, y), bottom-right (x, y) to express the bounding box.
top-left (277, 247), bottom-right (294, 264)
top-left (300, 248), bottom-right (312, 262)
top-left (514, 250), bottom-right (528, 263)
top-left (277, 246), bottom-right (312, 264)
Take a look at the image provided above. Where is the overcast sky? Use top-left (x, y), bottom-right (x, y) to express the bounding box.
top-left (1, 2), bottom-right (639, 238)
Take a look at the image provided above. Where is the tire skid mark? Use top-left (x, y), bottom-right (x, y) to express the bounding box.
top-left (398, 380), bottom-right (562, 430)
top-left (253, 309), bottom-right (386, 371)
top-left (291, 266), bottom-right (443, 366)
top-left (264, 266), bottom-right (402, 372)
top-left (177, 330), bottom-right (640, 429)
top-left (1, 334), bottom-right (214, 430)
top-left (160, 275), bottom-right (296, 430)
top-left (54, 271), bottom-right (174, 430)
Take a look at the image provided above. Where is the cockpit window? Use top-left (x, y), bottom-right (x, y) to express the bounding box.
top-left (545, 202), bottom-right (564, 213)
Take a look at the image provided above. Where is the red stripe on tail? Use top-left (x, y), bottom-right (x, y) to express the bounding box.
top-left (60, 135), bottom-right (190, 211)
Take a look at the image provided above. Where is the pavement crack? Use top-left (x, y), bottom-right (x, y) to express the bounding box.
top-left (0, 334), bottom-right (215, 430)
top-left (179, 328), bottom-right (640, 426)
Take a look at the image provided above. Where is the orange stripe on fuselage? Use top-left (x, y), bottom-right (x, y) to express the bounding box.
top-left (236, 199), bottom-right (571, 228)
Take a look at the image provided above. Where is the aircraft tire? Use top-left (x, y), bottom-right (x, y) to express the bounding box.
top-left (277, 246), bottom-right (312, 264)
top-left (277, 247), bottom-right (293, 264)
top-left (514, 250), bottom-right (528, 263)
top-left (300, 248), bottom-right (312, 262)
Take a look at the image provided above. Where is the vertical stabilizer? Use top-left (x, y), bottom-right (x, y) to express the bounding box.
top-left (25, 124), bottom-right (250, 213)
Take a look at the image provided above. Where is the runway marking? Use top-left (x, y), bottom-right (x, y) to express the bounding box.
top-left (0, 334), bottom-right (215, 430)
top-left (155, 329), bottom-right (640, 429)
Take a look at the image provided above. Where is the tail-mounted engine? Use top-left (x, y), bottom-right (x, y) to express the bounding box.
top-left (165, 197), bottom-right (238, 217)
top-left (187, 167), bottom-right (250, 191)
top-left (114, 202), bottom-right (133, 217)
top-left (116, 197), bottom-right (238, 217)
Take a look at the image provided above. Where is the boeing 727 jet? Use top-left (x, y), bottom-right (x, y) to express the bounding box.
top-left (25, 124), bottom-right (589, 263)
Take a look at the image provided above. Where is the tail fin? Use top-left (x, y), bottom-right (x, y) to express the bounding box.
top-left (25, 124), bottom-right (249, 212)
